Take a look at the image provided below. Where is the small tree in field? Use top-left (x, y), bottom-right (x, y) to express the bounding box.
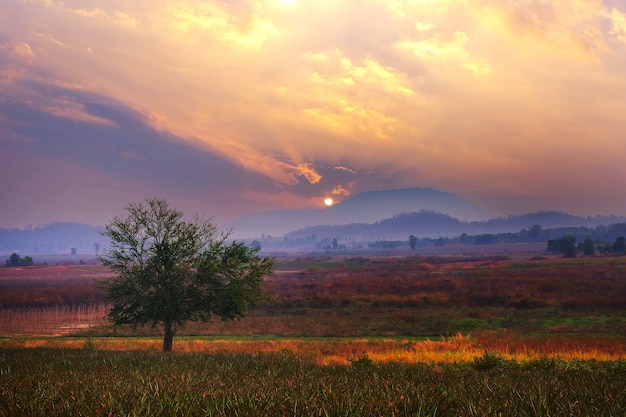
top-left (582, 237), bottom-right (595, 256)
top-left (99, 198), bottom-right (275, 352)
top-left (613, 237), bottom-right (626, 255)
top-left (547, 235), bottom-right (577, 258)
top-left (6, 253), bottom-right (33, 267)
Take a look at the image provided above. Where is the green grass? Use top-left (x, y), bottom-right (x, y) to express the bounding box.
top-left (1, 348), bottom-right (626, 416)
top-left (491, 308), bottom-right (626, 333)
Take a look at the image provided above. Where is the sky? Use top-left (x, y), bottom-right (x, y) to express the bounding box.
top-left (1, 0), bottom-right (626, 229)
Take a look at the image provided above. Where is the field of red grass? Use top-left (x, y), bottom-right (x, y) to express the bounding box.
top-left (1, 252), bottom-right (626, 361)
top-left (0, 264), bottom-right (109, 307)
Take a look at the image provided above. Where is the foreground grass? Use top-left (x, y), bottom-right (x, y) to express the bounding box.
top-left (1, 348), bottom-right (626, 416)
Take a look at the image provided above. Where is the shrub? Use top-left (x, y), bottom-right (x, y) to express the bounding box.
top-left (349, 353), bottom-right (373, 367)
top-left (472, 351), bottom-right (506, 370)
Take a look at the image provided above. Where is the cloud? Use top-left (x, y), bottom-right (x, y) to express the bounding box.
top-left (0, 40), bottom-right (35, 82)
top-left (72, 8), bottom-right (138, 27)
top-left (163, 1), bottom-right (278, 49)
top-left (6, 40), bottom-right (35, 62)
top-left (396, 30), bottom-right (490, 73)
top-left (334, 166), bottom-right (356, 174)
top-left (609, 8), bottom-right (626, 42)
top-left (331, 185), bottom-right (351, 197)
top-left (40, 95), bottom-right (119, 127)
top-left (415, 22), bottom-right (436, 33)
top-left (1, 0), bottom-right (626, 226)
top-left (0, 87), bottom-right (282, 226)
top-left (478, 0), bottom-right (613, 57)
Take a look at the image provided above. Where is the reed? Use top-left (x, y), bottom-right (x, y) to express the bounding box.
top-left (0, 304), bottom-right (108, 336)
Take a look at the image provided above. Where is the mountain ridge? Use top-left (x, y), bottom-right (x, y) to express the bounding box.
top-left (3, 211), bottom-right (626, 255)
top-left (285, 210), bottom-right (626, 241)
top-left (3, 185), bottom-right (626, 254)
top-left (228, 186), bottom-right (492, 238)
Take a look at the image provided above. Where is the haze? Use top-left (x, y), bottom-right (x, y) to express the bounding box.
top-left (2, 0), bottom-right (626, 229)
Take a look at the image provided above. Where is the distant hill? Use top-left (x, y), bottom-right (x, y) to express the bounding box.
top-left (285, 210), bottom-right (626, 241)
top-left (481, 212), bottom-right (625, 233)
top-left (3, 188), bottom-right (626, 255)
top-left (229, 186), bottom-right (492, 238)
top-left (0, 223), bottom-right (107, 256)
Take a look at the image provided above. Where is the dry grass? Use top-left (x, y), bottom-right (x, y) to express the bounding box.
top-left (2, 332), bottom-right (624, 365)
top-left (0, 304), bottom-right (109, 336)
top-left (2, 255), bottom-right (626, 364)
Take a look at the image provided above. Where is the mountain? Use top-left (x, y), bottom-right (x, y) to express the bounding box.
top-left (285, 211), bottom-right (465, 241)
top-left (0, 223), bottom-right (107, 256)
top-left (481, 212), bottom-right (623, 233)
top-left (285, 210), bottom-right (626, 241)
top-left (229, 187), bottom-right (492, 238)
top-left (3, 209), bottom-right (626, 255)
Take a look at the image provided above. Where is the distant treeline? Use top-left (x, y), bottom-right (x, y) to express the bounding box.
top-left (5, 253), bottom-right (33, 267)
top-left (4, 212), bottom-right (626, 254)
top-left (366, 222), bottom-right (626, 251)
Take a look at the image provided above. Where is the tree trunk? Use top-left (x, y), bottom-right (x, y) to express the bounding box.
top-left (163, 320), bottom-right (174, 352)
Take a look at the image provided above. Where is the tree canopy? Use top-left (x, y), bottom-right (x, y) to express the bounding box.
top-left (99, 198), bottom-right (275, 352)
top-left (5, 253), bottom-right (33, 267)
top-left (547, 235), bottom-right (577, 258)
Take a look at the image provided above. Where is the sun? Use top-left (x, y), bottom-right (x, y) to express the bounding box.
top-left (324, 197), bottom-right (334, 207)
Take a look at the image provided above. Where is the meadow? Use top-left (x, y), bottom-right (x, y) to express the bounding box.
top-left (2, 348), bottom-right (626, 416)
top-left (1, 250), bottom-right (626, 415)
top-left (3, 253), bottom-right (626, 338)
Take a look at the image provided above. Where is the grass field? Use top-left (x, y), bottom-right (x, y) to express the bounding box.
top-left (1, 252), bottom-right (626, 415)
top-left (3, 254), bottom-right (626, 338)
top-left (1, 348), bottom-right (626, 416)
top-left (1, 332), bottom-right (624, 365)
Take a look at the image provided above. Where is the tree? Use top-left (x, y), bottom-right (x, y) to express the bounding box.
top-left (475, 234), bottom-right (496, 245)
top-left (8, 253), bottom-right (21, 267)
top-left (613, 236), bottom-right (626, 255)
top-left (527, 224), bottom-right (544, 242)
top-left (5, 253), bottom-right (33, 267)
top-left (99, 198), bottom-right (275, 352)
top-left (582, 237), bottom-right (595, 256)
top-left (409, 235), bottom-right (418, 250)
top-left (547, 235), bottom-right (577, 258)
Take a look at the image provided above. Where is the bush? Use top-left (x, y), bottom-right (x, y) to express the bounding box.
top-left (547, 236), bottom-right (577, 258)
top-left (5, 253), bottom-right (33, 267)
top-left (472, 351), bottom-right (507, 370)
top-left (349, 353), bottom-right (373, 367)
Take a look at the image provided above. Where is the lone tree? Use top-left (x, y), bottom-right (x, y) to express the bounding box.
top-left (99, 198), bottom-right (275, 352)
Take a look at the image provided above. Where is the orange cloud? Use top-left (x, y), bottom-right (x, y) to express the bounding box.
top-left (610, 8), bottom-right (626, 42)
top-left (1, 0), bottom-right (625, 218)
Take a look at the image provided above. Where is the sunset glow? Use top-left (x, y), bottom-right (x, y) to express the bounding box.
top-left (1, 0), bottom-right (626, 228)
